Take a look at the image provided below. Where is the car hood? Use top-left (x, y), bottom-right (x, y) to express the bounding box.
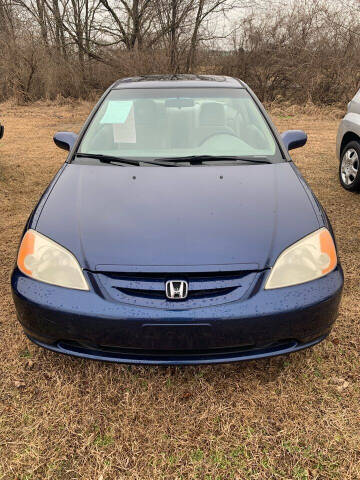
top-left (36, 163), bottom-right (319, 272)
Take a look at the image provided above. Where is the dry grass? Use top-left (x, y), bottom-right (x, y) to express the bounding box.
top-left (0, 102), bottom-right (359, 480)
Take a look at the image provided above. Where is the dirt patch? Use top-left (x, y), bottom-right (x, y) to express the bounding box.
top-left (0, 103), bottom-right (359, 480)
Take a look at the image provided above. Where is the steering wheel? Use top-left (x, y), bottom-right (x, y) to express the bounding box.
top-left (199, 131), bottom-right (241, 146)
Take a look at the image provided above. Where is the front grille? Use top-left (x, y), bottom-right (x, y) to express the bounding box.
top-left (94, 270), bottom-right (260, 309)
top-left (118, 285), bottom-right (236, 299)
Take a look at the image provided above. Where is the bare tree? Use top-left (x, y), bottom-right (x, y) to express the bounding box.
top-left (96, 0), bottom-right (154, 50)
top-left (1, 0), bottom-right (360, 103)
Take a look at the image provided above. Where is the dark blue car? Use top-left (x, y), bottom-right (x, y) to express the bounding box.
top-left (11, 75), bottom-right (343, 365)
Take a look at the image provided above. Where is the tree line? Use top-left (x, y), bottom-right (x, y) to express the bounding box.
top-left (0, 0), bottom-right (359, 104)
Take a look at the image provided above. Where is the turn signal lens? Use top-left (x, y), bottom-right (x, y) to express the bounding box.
top-left (265, 228), bottom-right (337, 289)
top-left (17, 229), bottom-right (89, 290)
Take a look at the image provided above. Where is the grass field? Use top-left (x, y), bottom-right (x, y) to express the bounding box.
top-left (0, 101), bottom-right (359, 480)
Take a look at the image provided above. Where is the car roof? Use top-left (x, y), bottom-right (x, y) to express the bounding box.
top-left (112, 74), bottom-right (244, 89)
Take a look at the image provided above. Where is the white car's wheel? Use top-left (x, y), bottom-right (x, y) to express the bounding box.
top-left (339, 141), bottom-right (360, 191)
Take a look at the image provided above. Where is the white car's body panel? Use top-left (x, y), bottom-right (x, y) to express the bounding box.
top-left (336, 90), bottom-right (360, 159)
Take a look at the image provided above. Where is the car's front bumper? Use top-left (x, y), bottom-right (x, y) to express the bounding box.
top-left (11, 266), bottom-right (343, 365)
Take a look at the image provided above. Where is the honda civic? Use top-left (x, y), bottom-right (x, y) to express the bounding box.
top-left (11, 75), bottom-right (343, 365)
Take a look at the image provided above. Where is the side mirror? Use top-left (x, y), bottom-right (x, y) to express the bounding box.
top-left (53, 132), bottom-right (78, 151)
top-left (281, 130), bottom-right (307, 151)
top-left (0, 124), bottom-right (4, 140)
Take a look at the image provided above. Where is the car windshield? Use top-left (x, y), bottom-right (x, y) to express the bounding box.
top-left (77, 88), bottom-right (283, 163)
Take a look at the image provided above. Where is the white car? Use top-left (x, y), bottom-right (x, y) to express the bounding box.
top-left (337, 88), bottom-right (360, 191)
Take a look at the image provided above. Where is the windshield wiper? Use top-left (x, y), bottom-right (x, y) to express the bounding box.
top-left (75, 153), bottom-right (272, 167)
top-left (154, 155), bottom-right (272, 165)
top-left (75, 153), bottom-right (180, 167)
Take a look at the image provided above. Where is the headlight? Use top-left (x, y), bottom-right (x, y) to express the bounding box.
top-left (17, 229), bottom-right (89, 290)
top-left (265, 228), bottom-right (337, 289)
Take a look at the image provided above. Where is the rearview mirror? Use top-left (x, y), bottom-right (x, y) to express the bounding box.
top-left (54, 132), bottom-right (78, 151)
top-left (0, 124), bottom-right (4, 140)
top-left (281, 130), bottom-right (307, 151)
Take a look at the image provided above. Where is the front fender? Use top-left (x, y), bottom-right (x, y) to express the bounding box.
top-left (336, 113), bottom-right (360, 160)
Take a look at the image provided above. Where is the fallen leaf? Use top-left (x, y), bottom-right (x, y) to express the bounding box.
top-left (336, 380), bottom-right (350, 392)
top-left (14, 381), bottom-right (25, 388)
top-left (181, 392), bottom-right (192, 399)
